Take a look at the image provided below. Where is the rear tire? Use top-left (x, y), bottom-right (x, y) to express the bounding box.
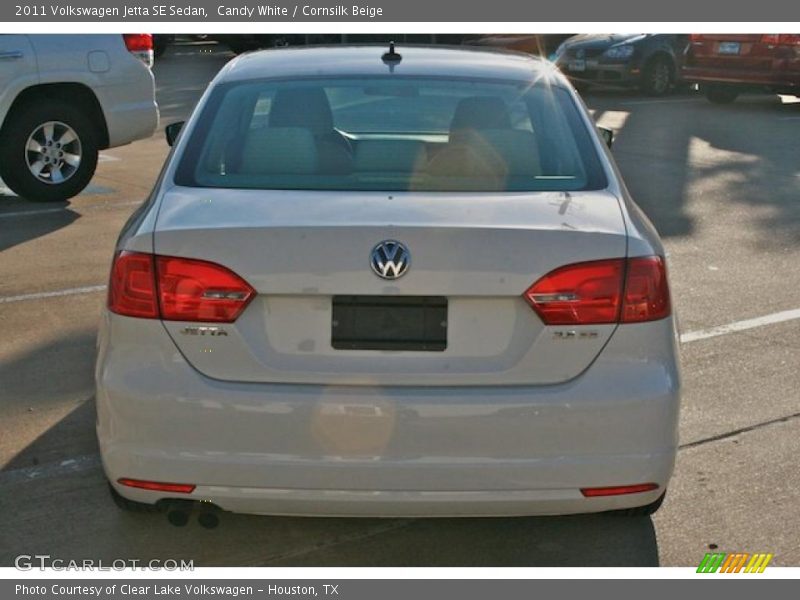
top-left (640, 55), bottom-right (674, 96)
top-left (705, 85), bottom-right (739, 104)
top-left (572, 80), bottom-right (590, 95)
top-left (0, 99), bottom-right (99, 202)
top-left (153, 35), bottom-right (171, 58)
top-left (611, 491), bottom-right (666, 517)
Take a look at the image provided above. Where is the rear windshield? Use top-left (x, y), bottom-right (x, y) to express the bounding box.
top-left (174, 76), bottom-right (607, 192)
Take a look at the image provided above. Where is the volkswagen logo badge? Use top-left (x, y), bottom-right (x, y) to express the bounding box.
top-left (370, 240), bottom-right (410, 280)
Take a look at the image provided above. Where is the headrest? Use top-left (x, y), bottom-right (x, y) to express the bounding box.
top-left (450, 96), bottom-right (512, 134)
top-left (239, 127), bottom-right (318, 175)
top-left (268, 87), bottom-right (334, 135)
top-left (429, 129), bottom-right (540, 178)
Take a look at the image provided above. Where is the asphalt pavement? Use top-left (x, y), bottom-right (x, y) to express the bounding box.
top-left (1, 40), bottom-right (799, 567)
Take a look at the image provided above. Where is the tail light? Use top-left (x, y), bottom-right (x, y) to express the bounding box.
top-left (123, 34), bottom-right (154, 68)
top-left (760, 34), bottom-right (800, 46)
top-left (620, 256), bottom-right (670, 323)
top-left (108, 252), bottom-right (159, 319)
top-left (157, 255), bottom-right (256, 322)
top-left (523, 256), bottom-right (670, 325)
top-left (777, 34), bottom-right (800, 46)
top-left (118, 478), bottom-right (195, 494)
top-left (581, 483), bottom-right (659, 497)
top-left (108, 251), bottom-right (256, 323)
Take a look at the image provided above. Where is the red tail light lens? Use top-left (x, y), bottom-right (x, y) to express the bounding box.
top-left (524, 256), bottom-right (670, 325)
top-left (122, 33), bottom-right (153, 52)
top-left (156, 256), bottom-right (255, 323)
top-left (581, 483), bottom-right (659, 497)
top-left (122, 34), bottom-right (154, 68)
top-left (108, 252), bottom-right (256, 323)
top-left (108, 251), bottom-right (159, 318)
top-left (778, 34), bottom-right (800, 46)
top-left (524, 259), bottom-right (625, 325)
top-left (118, 478), bottom-right (195, 494)
top-left (621, 256), bottom-right (670, 323)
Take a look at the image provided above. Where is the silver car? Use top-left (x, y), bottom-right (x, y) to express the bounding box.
top-left (96, 45), bottom-right (680, 518)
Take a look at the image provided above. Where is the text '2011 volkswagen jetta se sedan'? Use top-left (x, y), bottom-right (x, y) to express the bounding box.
top-left (97, 44), bottom-right (680, 518)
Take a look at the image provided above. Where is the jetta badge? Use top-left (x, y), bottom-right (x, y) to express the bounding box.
top-left (370, 240), bottom-right (410, 280)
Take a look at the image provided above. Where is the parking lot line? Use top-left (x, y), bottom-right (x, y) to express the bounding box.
top-left (0, 199), bottom-right (141, 219)
top-left (0, 285), bottom-right (106, 304)
top-left (680, 307), bottom-right (800, 344)
top-left (0, 454), bottom-right (101, 487)
top-left (618, 98), bottom-right (702, 106)
top-left (0, 207), bottom-right (67, 219)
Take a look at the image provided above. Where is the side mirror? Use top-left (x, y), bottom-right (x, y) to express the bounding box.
top-left (165, 121), bottom-right (184, 147)
top-left (598, 126), bottom-right (614, 148)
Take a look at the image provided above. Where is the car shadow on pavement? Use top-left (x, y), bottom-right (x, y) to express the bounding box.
top-left (0, 199), bottom-right (79, 253)
top-left (586, 89), bottom-right (696, 239)
top-left (0, 331), bottom-right (99, 472)
top-left (587, 90), bottom-right (800, 245)
top-left (682, 96), bottom-right (800, 247)
top-left (256, 512), bottom-right (660, 566)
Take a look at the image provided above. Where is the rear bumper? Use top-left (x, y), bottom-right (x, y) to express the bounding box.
top-left (96, 313), bottom-right (680, 517)
top-left (557, 61), bottom-right (640, 86)
top-left (109, 476), bottom-right (669, 517)
top-left (682, 67), bottom-right (800, 91)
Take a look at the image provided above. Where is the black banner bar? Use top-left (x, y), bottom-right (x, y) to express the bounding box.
top-left (2, 0), bottom-right (799, 22)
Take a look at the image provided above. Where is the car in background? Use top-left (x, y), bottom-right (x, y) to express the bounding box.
top-left (683, 34), bottom-right (800, 103)
top-left (153, 34), bottom-right (176, 58)
top-left (0, 34), bottom-right (158, 202)
top-left (211, 33), bottom-right (477, 54)
top-left (466, 34), bottom-right (575, 57)
top-left (98, 45), bottom-right (679, 519)
top-left (553, 34), bottom-right (689, 96)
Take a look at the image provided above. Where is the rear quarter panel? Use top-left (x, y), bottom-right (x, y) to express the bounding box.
top-left (28, 34), bottom-right (157, 146)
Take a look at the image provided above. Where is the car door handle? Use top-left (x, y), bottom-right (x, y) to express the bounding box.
top-left (0, 50), bottom-right (24, 60)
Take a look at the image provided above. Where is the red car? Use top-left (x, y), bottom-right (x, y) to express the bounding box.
top-left (683, 34), bottom-right (800, 103)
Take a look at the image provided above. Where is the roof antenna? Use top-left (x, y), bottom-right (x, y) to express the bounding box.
top-left (382, 41), bottom-right (402, 71)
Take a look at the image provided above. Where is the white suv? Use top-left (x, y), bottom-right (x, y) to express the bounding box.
top-left (0, 34), bottom-right (158, 202)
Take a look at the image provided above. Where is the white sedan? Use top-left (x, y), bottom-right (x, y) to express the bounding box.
top-left (96, 44), bottom-right (680, 518)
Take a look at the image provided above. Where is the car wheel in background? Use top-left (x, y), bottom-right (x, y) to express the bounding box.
top-left (640, 55), bottom-right (674, 96)
top-left (704, 85), bottom-right (740, 104)
top-left (153, 34), bottom-right (172, 58)
top-left (0, 100), bottom-right (99, 202)
top-left (572, 80), bottom-right (590, 94)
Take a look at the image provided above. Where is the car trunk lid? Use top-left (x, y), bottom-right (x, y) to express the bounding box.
top-left (153, 187), bottom-right (627, 386)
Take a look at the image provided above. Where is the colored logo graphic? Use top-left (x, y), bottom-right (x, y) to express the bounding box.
top-left (697, 552), bottom-right (773, 573)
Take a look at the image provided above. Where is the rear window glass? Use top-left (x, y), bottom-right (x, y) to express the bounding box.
top-left (175, 76), bottom-right (607, 192)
